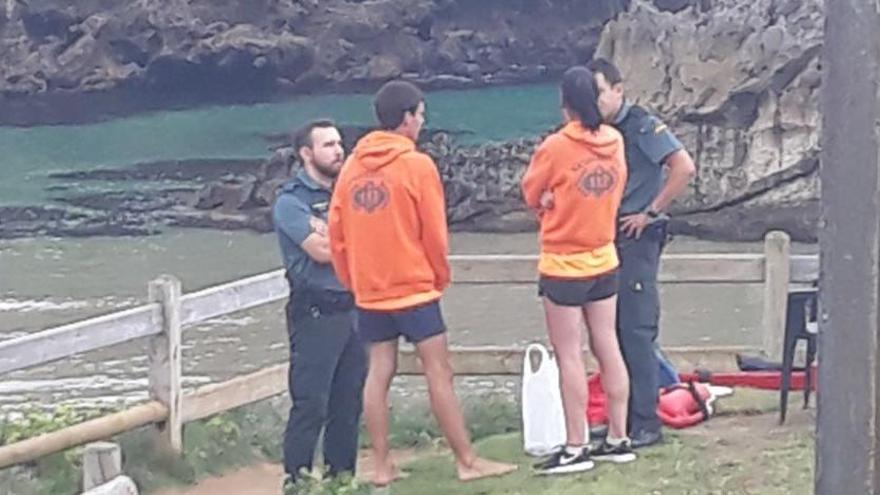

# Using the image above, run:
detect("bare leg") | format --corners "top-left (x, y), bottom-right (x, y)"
top-left (583, 295), bottom-right (630, 439)
top-left (415, 333), bottom-right (518, 481)
top-left (362, 340), bottom-right (404, 486)
top-left (544, 298), bottom-right (588, 447)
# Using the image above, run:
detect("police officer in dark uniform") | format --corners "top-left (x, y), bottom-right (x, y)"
top-left (587, 58), bottom-right (697, 448)
top-left (273, 120), bottom-right (366, 483)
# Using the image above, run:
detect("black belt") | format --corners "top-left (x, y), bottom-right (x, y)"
top-left (289, 289), bottom-right (354, 320)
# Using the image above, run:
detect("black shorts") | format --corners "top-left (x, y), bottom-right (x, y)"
top-left (538, 270), bottom-right (619, 306)
top-left (357, 300), bottom-right (446, 344)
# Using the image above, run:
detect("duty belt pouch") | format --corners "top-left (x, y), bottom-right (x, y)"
top-left (311, 291), bottom-right (354, 314)
top-left (290, 290), bottom-right (353, 321)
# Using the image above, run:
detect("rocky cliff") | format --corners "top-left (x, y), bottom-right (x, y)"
top-left (0, 0), bottom-right (626, 124)
top-left (595, 0), bottom-right (823, 240)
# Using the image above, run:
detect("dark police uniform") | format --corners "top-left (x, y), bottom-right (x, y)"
top-left (612, 102), bottom-right (683, 440)
top-left (273, 169), bottom-right (366, 479)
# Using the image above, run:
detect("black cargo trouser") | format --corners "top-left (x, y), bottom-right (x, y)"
top-left (616, 221), bottom-right (668, 436)
top-left (283, 291), bottom-right (366, 479)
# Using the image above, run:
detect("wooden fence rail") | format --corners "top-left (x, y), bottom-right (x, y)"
top-left (0, 231), bottom-right (817, 469)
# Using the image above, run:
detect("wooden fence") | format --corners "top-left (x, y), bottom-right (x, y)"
top-left (0, 231), bottom-right (817, 469)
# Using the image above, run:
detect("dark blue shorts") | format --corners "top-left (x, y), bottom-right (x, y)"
top-left (357, 300), bottom-right (446, 344)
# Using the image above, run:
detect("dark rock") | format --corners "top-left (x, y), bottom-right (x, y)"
top-left (252, 178), bottom-right (288, 207)
top-left (168, 208), bottom-right (274, 233)
top-left (670, 201), bottom-right (819, 243)
top-left (652, 0), bottom-right (694, 13)
top-left (365, 55), bottom-right (404, 81)
top-left (0, 205), bottom-right (155, 239)
top-left (258, 147), bottom-right (296, 181)
top-left (0, 0), bottom-right (627, 124)
top-left (48, 158), bottom-right (262, 182)
top-left (21, 8), bottom-right (77, 41)
top-left (6, 120), bottom-right (822, 240)
top-left (56, 190), bottom-right (186, 213)
top-left (195, 175), bottom-right (258, 212)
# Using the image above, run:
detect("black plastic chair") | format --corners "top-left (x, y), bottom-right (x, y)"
top-left (779, 287), bottom-right (819, 424)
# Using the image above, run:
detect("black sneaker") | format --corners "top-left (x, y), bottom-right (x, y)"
top-left (533, 449), bottom-right (595, 475)
top-left (591, 440), bottom-right (637, 463)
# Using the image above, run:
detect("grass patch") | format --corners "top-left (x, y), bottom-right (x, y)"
top-left (0, 400), bottom-right (288, 495)
top-left (124, 400), bottom-right (287, 493)
top-left (0, 394), bottom-right (518, 495)
top-left (0, 389), bottom-right (804, 494)
top-left (384, 394), bottom-right (519, 449)
top-left (393, 427), bottom-right (813, 494)
top-left (0, 405), bottom-right (111, 495)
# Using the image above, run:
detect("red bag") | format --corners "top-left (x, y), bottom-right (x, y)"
top-left (656, 382), bottom-right (713, 429)
top-left (586, 373), bottom-right (714, 429)
top-left (586, 373), bottom-right (607, 425)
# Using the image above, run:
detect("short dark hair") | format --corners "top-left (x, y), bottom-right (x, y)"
top-left (561, 66), bottom-right (602, 131)
top-left (373, 80), bottom-right (424, 130)
top-left (586, 57), bottom-right (622, 85)
top-left (293, 119), bottom-right (336, 151)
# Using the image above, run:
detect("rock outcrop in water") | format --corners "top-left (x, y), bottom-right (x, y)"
top-left (0, 0), bottom-right (826, 242)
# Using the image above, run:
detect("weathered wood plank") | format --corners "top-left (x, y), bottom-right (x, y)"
top-left (397, 345), bottom-right (753, 375)
top-left (0, 402), bottom-right (167, 469)
top-left (180, 269), bottom-right (288, 326)
top-left (82, 442), bottom-right (122, 491)
top-left (0, 304), bottom-right (160, 376)
top-left (182, 364), bottom-right (288, 423)
top-left (660, 253), bottom-right (765, 283)
top-left (148, 276), bottom-right (183, 455)
top-left (180, 344), bottom-right (752, 424)
top-left (791, 254), bottom-right (819, 283)
top-left (82, 476), bottom-right (139, 495)
top-left (762, 231), bottom-right (791, 360)
top-left (449, 254), bottom-right (768, 284)
top-left (0, 252), bottom-right (819, 377)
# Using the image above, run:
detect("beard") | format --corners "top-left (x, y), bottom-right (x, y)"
top-left (313, 158), bottom-right (342, 179)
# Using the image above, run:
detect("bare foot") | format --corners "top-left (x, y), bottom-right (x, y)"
top-left (371, 463), bottom-right (409, 487)
top-left (457, 456), bottom-right (518, 482)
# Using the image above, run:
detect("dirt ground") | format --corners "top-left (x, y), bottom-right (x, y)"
top-left (151, 448), bottom-right (422, 495)
top-left (152, 406), bottom-right (814, 495)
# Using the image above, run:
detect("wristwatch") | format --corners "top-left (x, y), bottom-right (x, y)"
top-left (645, 206), bottom-right (661, 219)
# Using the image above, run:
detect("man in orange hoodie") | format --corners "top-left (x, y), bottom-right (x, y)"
top-left (329, 80), bottom-right (517, 485)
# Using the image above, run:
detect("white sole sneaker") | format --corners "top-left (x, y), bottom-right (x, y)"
top-left (535, 459), bottom-right (595, 475)
top-left (593, 452), bottom-right (637, 463)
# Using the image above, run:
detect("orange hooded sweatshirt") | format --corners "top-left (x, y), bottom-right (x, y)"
top-left (329, 130), bottom-right (450, 310)
top-left (521, 121), bottom-right (627, 279)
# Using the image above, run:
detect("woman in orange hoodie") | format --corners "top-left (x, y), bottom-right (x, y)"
top-left (522, 66), bottom-right (635, 474)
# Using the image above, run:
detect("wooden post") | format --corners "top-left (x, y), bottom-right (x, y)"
top-left (818, 0), bottom-right (880, 493)
top-left (148, 275), bottom-right (183, 455)
top-left (762, 230), bottom-right (790, 361)
top-left (82, 442), bottom-right (122, 491)
top-left (82, 476), bottom-right (139, 495)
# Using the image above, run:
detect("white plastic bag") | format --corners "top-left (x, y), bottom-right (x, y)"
top-left (521, 343), bottom-right (567, 456)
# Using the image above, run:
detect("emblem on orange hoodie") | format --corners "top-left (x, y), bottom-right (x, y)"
top-left (577, 163), bottom-right (618, 198)
top-left (352, 179), bottom-right (390, 213)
